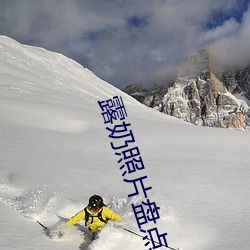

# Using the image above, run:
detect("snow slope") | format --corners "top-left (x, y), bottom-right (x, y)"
top-left (0, 35), bottom-right (250, 250)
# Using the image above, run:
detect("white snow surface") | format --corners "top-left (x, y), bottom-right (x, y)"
top-left (0, 35), bottom-right (250, 250)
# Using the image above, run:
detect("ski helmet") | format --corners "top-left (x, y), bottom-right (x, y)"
top-left (89, 195), bottom-right (104, 211)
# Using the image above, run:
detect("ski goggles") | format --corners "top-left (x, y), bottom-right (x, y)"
top-left (89, 205), bottom-right (101, 212)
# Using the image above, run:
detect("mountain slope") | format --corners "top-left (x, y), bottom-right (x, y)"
top-left (0, 36), bottom-right (250, 250)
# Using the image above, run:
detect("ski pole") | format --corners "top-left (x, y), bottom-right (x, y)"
top-left (122, 227), bottom-right (180, 250)
top-left (37, 220), bottom-right (49, 231)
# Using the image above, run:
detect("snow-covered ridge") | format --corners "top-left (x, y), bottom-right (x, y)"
top-left (0, 35), bottom-right (150, 133)
top-left (0, 35), bottom-right (139, 104)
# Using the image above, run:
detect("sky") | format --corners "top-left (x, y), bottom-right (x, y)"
top-left (0, 0), bottom-right (249, 89)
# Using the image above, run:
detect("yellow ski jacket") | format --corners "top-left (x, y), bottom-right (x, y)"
top-left (67, 206), bottom-right (121, 233)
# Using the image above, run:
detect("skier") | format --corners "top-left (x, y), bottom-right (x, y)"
top-left (66, 194), bottom-right (121, 239)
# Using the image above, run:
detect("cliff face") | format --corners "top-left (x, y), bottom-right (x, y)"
top-left (123, 49), bottom-right (250, 130)
top-left (218, 66), bottom-right (250, 99)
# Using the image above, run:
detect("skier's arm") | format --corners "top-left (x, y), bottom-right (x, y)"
top-left (67, 209), bottom-right (85, 225)
top-left (104, 207), bottom-right (122, 222)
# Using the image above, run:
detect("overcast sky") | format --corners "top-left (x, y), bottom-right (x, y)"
top-left (0, 0), bottom-right (249, 89)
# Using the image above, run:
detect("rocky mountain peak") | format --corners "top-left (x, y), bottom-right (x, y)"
top-left (123, 49), bottom-right (250, 130)
top-left (177, 49), bottom-right (210, 78)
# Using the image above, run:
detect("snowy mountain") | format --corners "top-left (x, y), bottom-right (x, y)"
top-left (0, 36), bottom-right (250, 250)
top-left (124, 49), bottom-right (250, 130)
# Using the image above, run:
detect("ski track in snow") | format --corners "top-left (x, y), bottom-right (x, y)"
top-left (0, 179), bottom-right (209, 250)
top-left (0, 179), bottom-right (188, 250)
